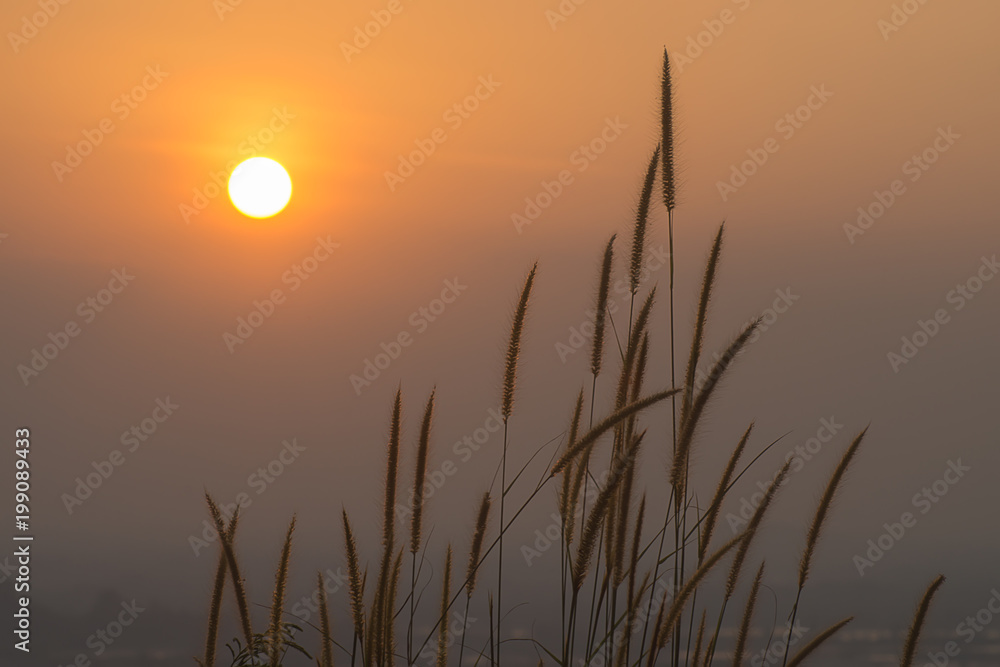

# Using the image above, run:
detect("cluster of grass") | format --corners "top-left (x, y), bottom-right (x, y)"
top-left (197, 52), bottom-right (946, 667)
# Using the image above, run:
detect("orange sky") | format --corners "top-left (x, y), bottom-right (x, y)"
top-left (2, 1), bottom-right (999, 661)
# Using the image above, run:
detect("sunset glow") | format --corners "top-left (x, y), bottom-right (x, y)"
top-left (227, 157), bottom-right (292, 218)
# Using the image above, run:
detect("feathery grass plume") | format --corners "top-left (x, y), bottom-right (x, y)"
top-left (615, 571), bottom-right (651, 667)
top-left (669, 319), bottom-right (761, 501)
top-left (411, 390), bottom-right (436, 554)
top-left (342, 509), bottom-right (366, 645)
top-left (655, 534), bottom-right (744, 650)
top-left (497, 264), bottom-right (535, 667)
top-left (690, 610), bottom-right (707, 667)
top-left (317, 571), bottom-right (335, 667)
top-left (732, 562), bottom-right (765, 667)
top-left (627, 289), bottom-right (656, 367)
top-left (551, 388), bottom-right (679, 475)
top-left (626, 495), bottom-right (646, 605)
top-left (782, 428), bottom-right (868, 667)
top-left (901, 575), bottom-right (946, 667)
top-left (604, 488), bottom-right (620, 595)
top-left (647, 592), bottom-right (668, 666)
top-left (559, 390), bottom-right (586, 541)
top-left (501, 264), bottom-right (537, 420)
top-left (607, 291), bottom-right (656, 569)
top-left (566, 387), bottom-right (585, 452)
top-left (382, 389), bottom-right (403, 556)
top-left (204, 510), bottom-right (239, 667)
top-left (573, 430), bottom-right (646, 591)
top-left (726, 461), bottom-right (791, 599)
top-left (205, 493), bottom-right (254, 652)
top-left (785, 617), bottom-right (853, 667)
top-left (592, 237), bottom-right (616, 377)
top-left (615, 503), bottom-right (648, 667)
top-left (630, 333), bottom-right (650, 403)
top-left (799, 428), bottom-right (868, 589)
top-left (458, 495), bottom-right (490, 667)
top-left (613, 290), bottom-right (657, 430)
top-left (437, 546), bottom-right (454, 667)
top-left (408, 390), bottom-right (435, 666)
top-left (612, 461), bottom-right (637, 587)
top-left (467, 492), bottom-right (492, 597)
top-left (699, 423), bottom-right (753, 562)
top-left (368, 586), bottom-right (383, 666)
top-left (680, 224), bottom-right (724, 423)
top-left (621, 330), bottom-right (651, 462)
top-left (268, 516), bottom-right (296, 667)
top-left (373, 390), bottom-right (403, 663)
top-left (386, 549), bottom-right (404, 660)
top-left (630, 146), bottom-right (660, 293)
top-left (613, 332), bottom-right (650, 585)
top-left (661, 49), bottom-right (676, 212)
top-left (566, 448), bottom-right (592, 546)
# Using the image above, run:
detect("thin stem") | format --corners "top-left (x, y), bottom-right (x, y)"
top-left (561, 513), bottom-right (570, 667)
top-left (667, 208), bottom-right (679, 667)
top-left (782, 587), bottom-right (804, 667)
top-left (408, 551), bottom-right (416, 665)
top-left (496, 419), bottom-right (509, 667)
top-left (458, 595), bottom-right (472, 667)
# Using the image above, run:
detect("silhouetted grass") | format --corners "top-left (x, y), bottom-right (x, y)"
top-left (198, 51), bottom-right (941, 667)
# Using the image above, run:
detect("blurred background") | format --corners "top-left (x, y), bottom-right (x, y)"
top-left (1, 0), bottom-right (998, 664)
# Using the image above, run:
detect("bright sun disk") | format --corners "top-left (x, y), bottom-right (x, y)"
top-left (228, 157), bottom-right (292, 218)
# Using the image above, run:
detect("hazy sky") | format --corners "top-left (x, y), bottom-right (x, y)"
top-left (2, 1), bottom-right (999, 664)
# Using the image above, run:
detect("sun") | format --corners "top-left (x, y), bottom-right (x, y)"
top-left (228, 157), bottom-right (292, 218)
